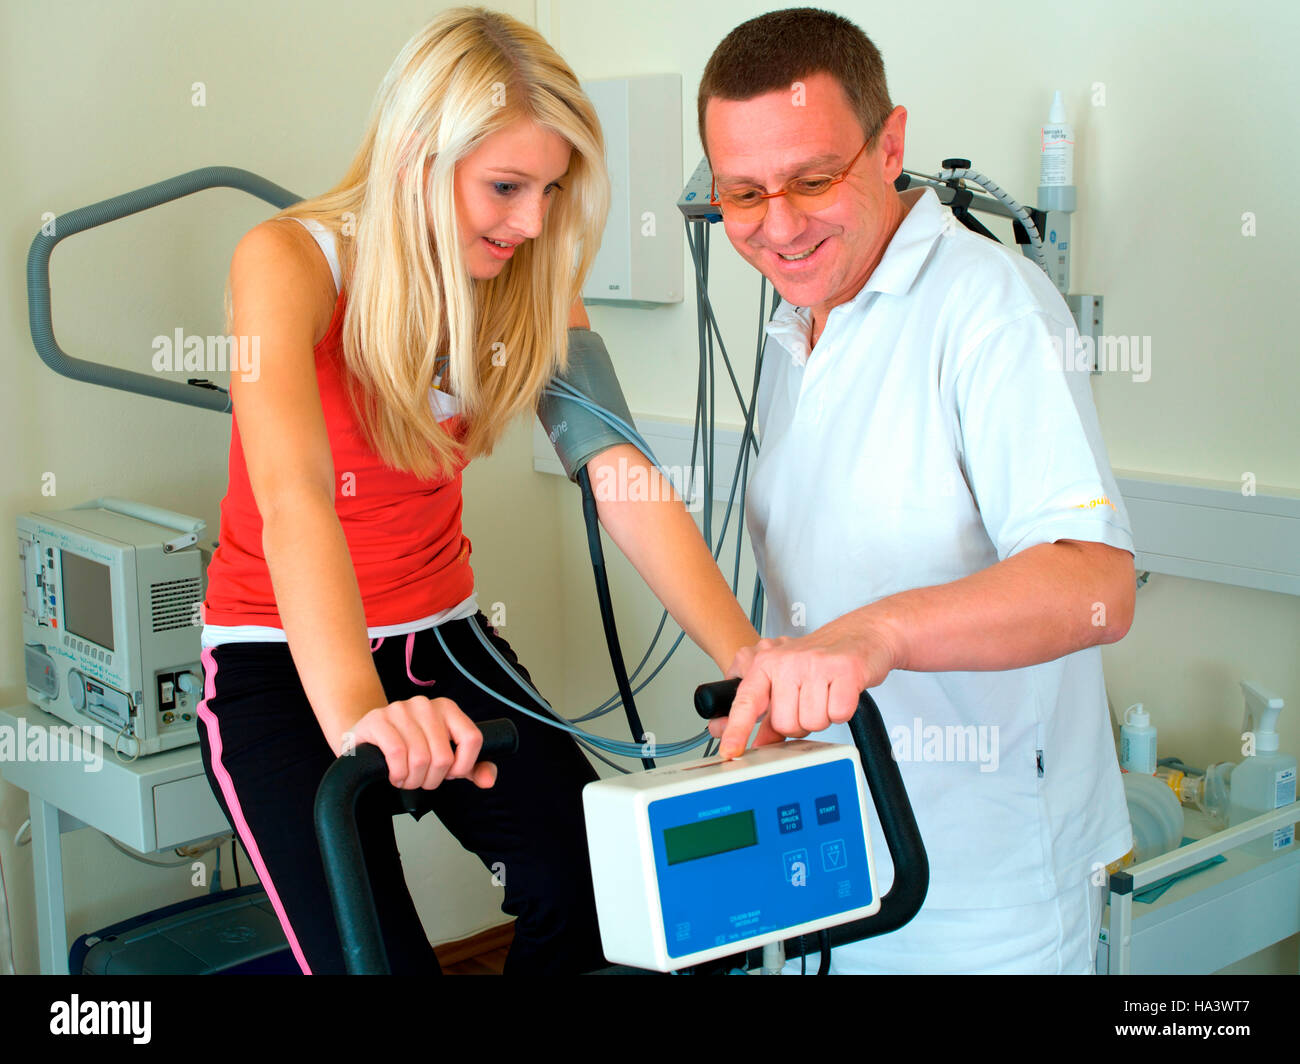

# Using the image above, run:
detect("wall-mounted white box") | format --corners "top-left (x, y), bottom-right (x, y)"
top-left (580, 74), bottom-right (683, 307)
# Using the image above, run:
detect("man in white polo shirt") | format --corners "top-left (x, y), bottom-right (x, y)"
top-left (699, 9), bottom-right (1137, 973)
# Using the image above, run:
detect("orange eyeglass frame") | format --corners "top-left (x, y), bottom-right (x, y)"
top-left (708, 138), bottom-right (873, 221)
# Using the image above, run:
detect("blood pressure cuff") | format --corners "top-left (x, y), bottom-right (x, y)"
top-left (537, 328), bottom-right (638, 481)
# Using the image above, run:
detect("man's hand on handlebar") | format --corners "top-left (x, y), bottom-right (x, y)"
top-left (712, 620), bottom-right (900, 760)
top-left (342, 696), bottom-right (498, 790)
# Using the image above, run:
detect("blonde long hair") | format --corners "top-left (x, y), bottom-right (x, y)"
top-left (253, 7), bottom-right (609, 480)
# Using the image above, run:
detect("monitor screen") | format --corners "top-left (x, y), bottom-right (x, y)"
top-left (663, 809), bottom-right (758, 865)
top-left (60, 551), bottom-right (115, 651)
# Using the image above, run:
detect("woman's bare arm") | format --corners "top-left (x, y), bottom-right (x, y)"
top-left (227, 222), bottom-right (493, 789)
top-left (227, 220), bottom-right (389, 750)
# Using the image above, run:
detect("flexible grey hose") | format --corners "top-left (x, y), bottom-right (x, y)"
top-left (933, 165), bottom-right (1048, 273)
top-left (26, 166), bottom-right (301, 413)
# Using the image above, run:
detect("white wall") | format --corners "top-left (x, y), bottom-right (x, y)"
top-left (1, 0), bottom-right (1296, 974)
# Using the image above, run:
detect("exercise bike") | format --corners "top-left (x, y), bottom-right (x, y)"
top-left (314, 678), bottom-right (928, 974)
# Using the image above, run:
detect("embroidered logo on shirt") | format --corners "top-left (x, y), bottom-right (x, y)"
top-left (1076, 496), bottom-right (1117, 511)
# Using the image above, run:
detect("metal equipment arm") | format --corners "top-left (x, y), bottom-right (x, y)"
top-left (26, 166), bottom-right (301, 413)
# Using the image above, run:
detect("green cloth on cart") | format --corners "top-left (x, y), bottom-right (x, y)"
top-left (1135, 838), bottom-right (1228, 903)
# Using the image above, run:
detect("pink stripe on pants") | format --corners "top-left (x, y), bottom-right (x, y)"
top-left (196, 646), bottom-right (313, 974)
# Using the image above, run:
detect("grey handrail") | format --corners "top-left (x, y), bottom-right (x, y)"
top-left (26, 166), bottom-right (301, 413)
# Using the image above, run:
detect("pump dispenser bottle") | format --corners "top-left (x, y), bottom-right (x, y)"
top-left (1228, 682), bottom-right (1297, 857)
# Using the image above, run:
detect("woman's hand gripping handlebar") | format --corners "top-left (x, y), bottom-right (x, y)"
top-left (314, 717), bottom-right (519, 974)
top-left (343, 696), bottom-right (502, 791)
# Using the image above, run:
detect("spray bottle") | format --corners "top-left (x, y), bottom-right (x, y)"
top-left (1039, 90), bottom-right (1074, 191)
top-left (1228, 682), bottom-right (1297, 857)
top-left (1037, 90), bottom-right (1076, 293)
top-left (1119, 703), bottom-right (1157, 774)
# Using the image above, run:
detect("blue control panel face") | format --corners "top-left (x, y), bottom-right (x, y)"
top-left (647, 759), bottom-right (871, 960)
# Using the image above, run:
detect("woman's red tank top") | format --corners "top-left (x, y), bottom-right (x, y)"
top-left (202, 291), bottom-right (474, 627)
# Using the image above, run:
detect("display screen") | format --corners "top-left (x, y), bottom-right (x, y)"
top-left (663, 810), bottom-right (757, 865)
top-left (60, 551), bottom-right (115, 651)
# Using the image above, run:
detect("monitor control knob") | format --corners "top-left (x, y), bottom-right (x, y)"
top-left (68, 670), bottom-right (86, 712)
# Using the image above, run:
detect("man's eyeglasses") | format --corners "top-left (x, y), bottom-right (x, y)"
top-left (709, 138), bottom-right (873, 223)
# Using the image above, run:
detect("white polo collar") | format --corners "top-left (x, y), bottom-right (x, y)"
top-left (765, 186), bottom-right (951, 366)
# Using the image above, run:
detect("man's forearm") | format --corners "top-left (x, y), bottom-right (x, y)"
top-left (840, 539), bottom-right (1136, 674)
top-left (588, 444), bottom-right (759, 672)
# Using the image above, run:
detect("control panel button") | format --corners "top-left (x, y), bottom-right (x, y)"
top-left (821, 839), bottom-right (847, 872)
top-left (777, 802), bottom-right (802, 834)
top-left (815, 794), bottom-right (840, 825)
top-left (783, 848), bottom-right (809, 886)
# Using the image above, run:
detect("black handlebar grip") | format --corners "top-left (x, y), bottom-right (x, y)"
top-left (314, 717), bottom-right (520, 974)
top-left (691, 677), bottom-right (929, 955)
top-left (396, 719), bottom-right (519, 819)
top-left (694, 677), bottom-right (741, 720)
top-left (477, 718), bottom-right (521, 761)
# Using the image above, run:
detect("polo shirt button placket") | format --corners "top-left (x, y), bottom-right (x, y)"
top-left (794, 383), bottom-right (820, 426)
top-left (799, 340), bottom-right (828, 425)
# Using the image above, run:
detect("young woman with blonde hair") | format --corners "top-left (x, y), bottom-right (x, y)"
top-left (197, 7), bottom-right (758, 974)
